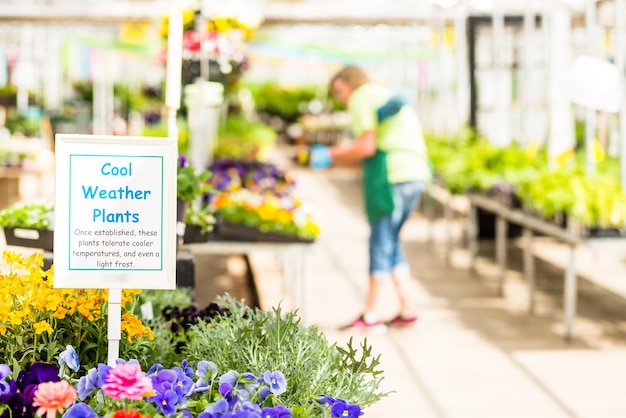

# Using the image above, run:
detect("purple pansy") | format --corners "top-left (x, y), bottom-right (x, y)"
top-left (59, 345), bottom-right (80, 372)
top-left (261, 371), bottom-right (286, 396)
top-left (63, 402), bottom-right (98, 418)
top-left (76, 367), bottom-right (99, 401)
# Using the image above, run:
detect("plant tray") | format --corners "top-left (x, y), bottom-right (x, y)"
top-left (4, 227), bottom-right (54, 251)
top-left (585, 227), bottom-right (626, 238)
top-left (216, 222), bottom-right (314, 243)
top-left (183, 224), bottom-right (213, 244)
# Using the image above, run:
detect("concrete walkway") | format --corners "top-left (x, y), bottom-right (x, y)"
top-left (250, 159), bottom-right (626, 418)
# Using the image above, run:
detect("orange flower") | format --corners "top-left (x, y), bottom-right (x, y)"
top-left (33, 380), bottom-right (76, 418)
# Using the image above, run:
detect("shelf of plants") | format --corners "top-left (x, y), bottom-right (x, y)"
top-left (426, 129), bottom-right (626, 237)
top-left (183, 157), bottom-right (319, 245)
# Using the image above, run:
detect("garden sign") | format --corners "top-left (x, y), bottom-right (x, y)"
top-left (54, 134), bottom-right (177, 365)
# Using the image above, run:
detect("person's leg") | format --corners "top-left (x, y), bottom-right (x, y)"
top-left (343, 214), bottom-right (394, 329)
top-left (364, 215), bottom-right (394, 321)
top-left (388, 181), bottom-right (425, 320)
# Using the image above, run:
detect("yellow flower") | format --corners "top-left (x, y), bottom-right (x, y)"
top-left (8, 311), bottom-right (24, 326)
top-left (258, 203), bottom-right (278, 221)
top-left (277, 209), bottom-right (292, 225)
top-left (33, 320), bottom-right (53, 335)
top-left (53, 306), bottom-right (69, 319)
top-left (0, 326), bottom-right (6, 335)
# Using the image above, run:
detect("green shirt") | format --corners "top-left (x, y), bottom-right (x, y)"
top-left (348, 83), bottom-right (432, 183)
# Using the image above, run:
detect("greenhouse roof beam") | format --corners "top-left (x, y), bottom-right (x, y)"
top-left (0, 3), bottom-right (166, 23)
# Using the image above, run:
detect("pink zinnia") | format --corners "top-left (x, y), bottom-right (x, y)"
top-left (101, 363), bottom-right (153, 400)
top-left (32, 380), bottom-right (77, 418)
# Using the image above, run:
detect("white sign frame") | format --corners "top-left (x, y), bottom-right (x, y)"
top-left (54, 134), bottom-right (177, 290)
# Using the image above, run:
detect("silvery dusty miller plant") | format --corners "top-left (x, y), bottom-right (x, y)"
top-left (180, 295), bottom-right (388, 410)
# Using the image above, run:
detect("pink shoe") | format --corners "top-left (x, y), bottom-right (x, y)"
top-left (341, 315), bottom-right (387, 332)
top-left (388, 314), bottom-right (419, 327)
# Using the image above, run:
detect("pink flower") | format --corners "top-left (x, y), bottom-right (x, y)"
top-left (101, 363), bottom-right (153, 400)
top-left (32, 380), bottom-right (77, 418)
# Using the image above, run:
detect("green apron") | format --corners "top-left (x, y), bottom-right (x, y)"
top-left (362, 149), bottom-right (395, 223)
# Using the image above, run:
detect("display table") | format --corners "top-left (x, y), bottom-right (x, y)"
top-left (183, 241), bottom-right (316, 324)
top-left (466, 194), bottom-right (626, 341)
top-left (425, 184), bottom-right (626, 341)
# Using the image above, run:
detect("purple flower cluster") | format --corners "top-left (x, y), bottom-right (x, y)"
top-left (161, 303), bottom-right (231, 335)
top-left (75, 358), bottom-right (295, 418)
top-left (318, 396), bottom-right (364, 418)
top-left (0, 363), bottom-right (60, 418)
top-left (0, 357), bottom-right (363, 418)
top-left (207, 159), bottom-right (295, 199)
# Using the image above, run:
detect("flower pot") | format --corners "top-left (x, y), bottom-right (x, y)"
top-left (3, 227), bottom-right (54, 251)
top-left (215, 221), bottom-right (314, 243)
top-left (177, 199), bottom-right (189, 250)
top-left (183, 224), bottom-right (212, 243)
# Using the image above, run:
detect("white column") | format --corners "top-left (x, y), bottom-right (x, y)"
top-left (547, 6), bottom-right (574, 165)
top-left (586, 0), bottom-right (599, 176)
top-left (44, 31), bottom-right (63, 112)
top-left (615, 0), bottom-right (626, 187)
top-left (522, 0), bottom-right (536, 147)
top-left (454, 4), bottom-right (470, 129)
top-left (165, 6), bottom-right (183, 143)
top-left (92, 50), bottom-right (106, 135)
top-left (492, 0), bottom-right (510, 146)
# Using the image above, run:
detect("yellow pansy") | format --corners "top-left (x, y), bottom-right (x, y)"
top-left (53, 306), bottom-right (68, 320)
top-left (277, 210), bottom-right (292, 225)
top-left (33, 321), bottom-right (54, 335)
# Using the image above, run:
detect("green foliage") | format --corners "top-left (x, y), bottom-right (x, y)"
top-left (516, 166), bottom-right (579, 219)
top-left (245, 82), bottom-right (320, 122)
top-left (426, 129), bottom-right (626, 229)
top-left (134, 288), bottom-right (194, 319)
top-left (5, 110), bottom-right (41, 138)
top-left (427, 130), bottom-right (540, 194)
top-left (182, 295), bottom-right (388, 409)
top-left (0, 202), bottom-right (54, 229)
top-left (570, 174), bottom-right (626, 228)
top-left (177, 164), bottom-right (212, 201)
top-left (214, 115), bottom-right (277, 161)
top-left (140, 118), bottom-right (189, 152)
top-left (186, 205), bottom-right (216, 233)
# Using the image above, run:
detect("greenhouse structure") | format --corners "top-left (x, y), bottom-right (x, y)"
top-left (0, 1), bottom-right (625, 417)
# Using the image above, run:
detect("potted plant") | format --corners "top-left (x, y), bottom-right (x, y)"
top-left (184, 205), bottom-right (216, 243)
top-left (177, 155), bottom-right (213, 246)
top-left (212, 190), bottom-right (319, 243)
top-left (0, 201), bottom-right (54, 251)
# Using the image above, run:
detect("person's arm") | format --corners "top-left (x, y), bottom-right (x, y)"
top-left (329, 130), bottom-right (376, 164)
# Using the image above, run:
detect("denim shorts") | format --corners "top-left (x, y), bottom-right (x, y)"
top-left (369, 180), bottom-right (425, 280)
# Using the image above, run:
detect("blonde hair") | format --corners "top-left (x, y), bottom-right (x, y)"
top-left (330, 65), bottom-right (370, 90)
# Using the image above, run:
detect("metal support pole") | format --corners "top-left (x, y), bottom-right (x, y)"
top-left (444, 197), bottom-right (453, 264)
top-left (107, 288), bottom-right (122, 366)
top-left (425, 185), bottom-right (435, 243)
top-left (564, 244), bottom-right (577, 341)
top-left (468, 204), bottom-right (479, 276)
top-left (496, 215), bottom-right (508, 296)
top-left (301, 247), bottom-right (313, 325)
top-left (523, 227), bottom-right (536, 314)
